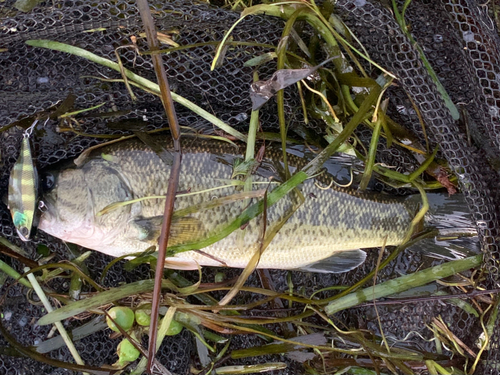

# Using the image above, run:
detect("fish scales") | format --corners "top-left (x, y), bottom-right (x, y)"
top-left (38, 137), bottom-right (417, 273)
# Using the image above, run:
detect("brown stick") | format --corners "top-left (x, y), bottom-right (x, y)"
top-left (135, 1), bottom-right (182, 373)
top-left (0, 243), bottom-right (39, 269)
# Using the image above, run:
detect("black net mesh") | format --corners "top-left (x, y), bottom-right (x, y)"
top-left (1, 0), bottom-right (500, 374)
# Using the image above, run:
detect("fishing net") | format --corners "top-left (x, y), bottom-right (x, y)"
top-left (1, 0), bottom-right (500, 374)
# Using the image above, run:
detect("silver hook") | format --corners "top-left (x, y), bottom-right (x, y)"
top-left (23, 119), bottom-right (39, 139)
top-left (24, 117), bottom-right (50, 139)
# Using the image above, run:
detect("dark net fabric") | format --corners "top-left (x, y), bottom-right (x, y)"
top-left (334, 3), bottom-right (500, 370)
top-left (1, 0), bottom-right (500, 373)
top-left (336, 1), bottom-right (500, 372)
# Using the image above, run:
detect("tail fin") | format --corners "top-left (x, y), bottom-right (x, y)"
top-left (407, 192), bottom-right (479, 260)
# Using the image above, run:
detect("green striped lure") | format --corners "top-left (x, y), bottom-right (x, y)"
top-left (8, 120), bottom-right (38, 241)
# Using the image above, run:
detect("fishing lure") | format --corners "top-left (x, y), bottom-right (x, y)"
top-left (8, 120), bottom-right (38, 241)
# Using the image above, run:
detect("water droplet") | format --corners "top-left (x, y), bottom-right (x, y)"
top-left (354, 0), bottom-right (366, 6)
top-left (352, 86), bottom-right (367, 94)
top-left (488, 106), bottom-right (499, 117)
top-left (235, 113), bottom-right (248, 122)
top-left (433, 34), bottom-right (443, 43)
top-left (36, 77), bottom-right (49, 84)
top-left (476, 220), bottom-right (488, 229)
top-left (18, 315), bottom-right (28, 327)
top-left (340, 64), bottom-right (353, 74)
top-left (396, 105), bottom-right (408, 115)
top-left (463, 31), bottom-right (475, 42)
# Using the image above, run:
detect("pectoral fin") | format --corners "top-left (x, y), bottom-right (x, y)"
top-left (132, 215), bottom-right (206, 245)
top-left (297, 250), bottom-right (366, 273)
top-left (169, 217), bottom-right (207, 245)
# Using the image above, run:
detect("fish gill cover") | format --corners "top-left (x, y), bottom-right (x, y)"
top-left (0, 0), bottom-right (499, 374)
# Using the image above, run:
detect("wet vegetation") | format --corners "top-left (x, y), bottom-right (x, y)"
top-left (0, 1), bottom-right (497, 374)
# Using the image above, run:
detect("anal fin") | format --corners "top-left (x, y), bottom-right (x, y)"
top-left (297, 250), bottom-right (367, 273)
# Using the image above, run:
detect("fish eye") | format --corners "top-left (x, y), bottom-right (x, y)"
top-left (42, 173), bottom-right (55, 192)
top-left (19, 226), bottom-right (29, 237)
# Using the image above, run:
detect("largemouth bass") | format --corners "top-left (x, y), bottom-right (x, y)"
top-left (37, 136), bottom-right (419, 273)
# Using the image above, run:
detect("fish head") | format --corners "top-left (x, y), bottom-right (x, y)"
top-left (37, 167), bottom-right (98, 244)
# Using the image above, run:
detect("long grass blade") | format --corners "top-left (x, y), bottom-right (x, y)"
top-left (26, 40), bottom-right (247, 142)
top-left (25, 268), bottom-right (85, 367)
top-left (326, 255), bottom-right (482, 315)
